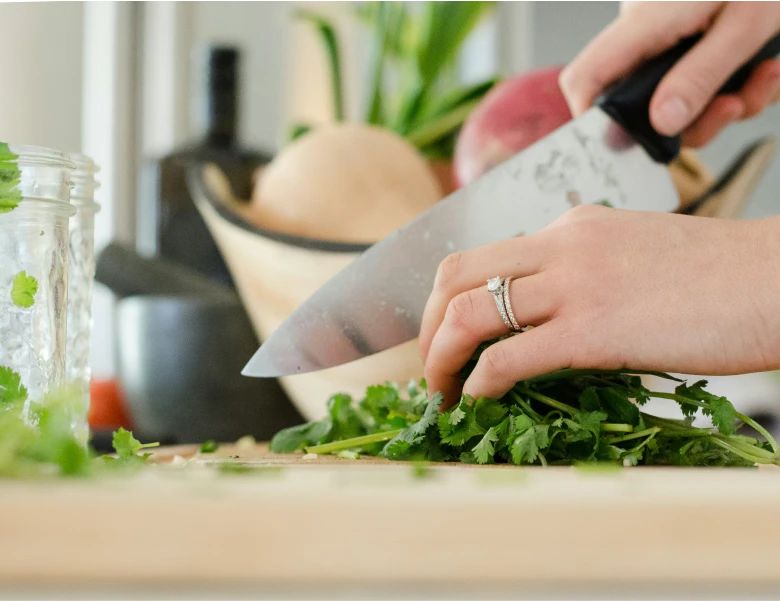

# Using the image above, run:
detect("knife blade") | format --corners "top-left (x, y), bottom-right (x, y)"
top-left (244, 33), bottom-right (780, 378)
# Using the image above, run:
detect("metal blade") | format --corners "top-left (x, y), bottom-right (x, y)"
top-left (243, 108), bottom-right (679, 377)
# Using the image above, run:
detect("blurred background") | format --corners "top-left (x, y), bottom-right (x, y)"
top-left (4, 1), bottom-right (780, 447)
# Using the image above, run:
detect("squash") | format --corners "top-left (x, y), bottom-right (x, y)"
top-left (248, 124), bottom-right (443, 243)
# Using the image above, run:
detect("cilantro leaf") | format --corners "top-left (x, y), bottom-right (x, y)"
top-left (110, 427), bottom-right (160, 465)
top-left (472, 427), bottom-right (499, 464)
top-left (200, 440), bottom-right (219, 453)
top-left (383, 393), bottom-right (443, 460)
top-left (597, 388), bottom-right (640, 426)
top-left (0, 366), bottom-right (27, 405)
top-left (11, 271), bottom-right (38, 309)
top-left (270, 419), bottom-right (331, 453)
top-left (703, 396), bottom-right (738, 436)
top-left (0, 143), bottom-right (21, 215)
top-left (510, 427), bottom-right (539, 465)
top-left (438, 396), bottom-right (485, 446)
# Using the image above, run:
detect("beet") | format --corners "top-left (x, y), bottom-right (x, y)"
top-left (454, 66), bottom-right (572, 187)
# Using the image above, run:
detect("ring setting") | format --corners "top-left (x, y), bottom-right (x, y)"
top-left (487, 276), bottom-right (523, 332)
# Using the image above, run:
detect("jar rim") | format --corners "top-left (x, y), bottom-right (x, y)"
top-left (6, 144), bottom-right (77, 171)
top-left (13, 196), bottom-right (77, 217)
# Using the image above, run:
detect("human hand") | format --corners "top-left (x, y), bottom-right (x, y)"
top-left (419, 205), bottom-right (780, 408)
top-left (560, 1), bottom-right (780, 147)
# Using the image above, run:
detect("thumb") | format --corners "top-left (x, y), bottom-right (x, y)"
top-left (650, 4), bottom-right (779, 136)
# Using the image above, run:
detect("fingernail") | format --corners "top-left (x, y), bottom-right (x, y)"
top-left (656, 97), bottom-right (691, 134)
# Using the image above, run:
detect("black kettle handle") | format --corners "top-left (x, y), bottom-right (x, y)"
top-left (595, 33), bottom-right (780, 164)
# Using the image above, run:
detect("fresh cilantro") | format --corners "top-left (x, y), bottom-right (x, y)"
top-left (270, 353), bottom-right (779, 468)
top-left (107, 427), bottom-right (160, 465)
top-left (200, 440), bottom-right (219, 453)
top-left (472, 427), bottom-right (499, 464)
top-left (0, 366), bottom-right (28, 405)
top-left (0, 142), bottom-right (21, 215)
top-left (11, 271), bottom-right (38, 309)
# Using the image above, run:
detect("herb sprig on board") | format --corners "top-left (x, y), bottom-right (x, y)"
top-left (271, 349), bottom-right (780, 467)
top-left (0, 365), bottom-right (158, 477)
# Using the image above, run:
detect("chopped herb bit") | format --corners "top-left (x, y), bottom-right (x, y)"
top-left (200, 440), bottom-right (219, 454)
top-left (337, 449), bottom-right (360, 460)
top-left (0, 142), bottom-right (21, 214)
top-left (11, 271), bottom-right (38, 308)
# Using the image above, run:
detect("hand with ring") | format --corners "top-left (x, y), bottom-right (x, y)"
top-left (419, 205), bottom-right (780, 409)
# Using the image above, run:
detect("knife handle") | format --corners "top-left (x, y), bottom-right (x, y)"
top-left (595, 32), bottom-right (780, 164)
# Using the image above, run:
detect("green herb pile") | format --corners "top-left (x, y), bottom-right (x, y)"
top-left (0, 366), bottom-right (158, 477)
top-left (271, 358), bottom-right (780, 467)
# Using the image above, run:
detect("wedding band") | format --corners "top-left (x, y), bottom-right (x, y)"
top-left (502, 276), bottom-right (522, 332)
top-left (487, 276), bottom-right (515, 331)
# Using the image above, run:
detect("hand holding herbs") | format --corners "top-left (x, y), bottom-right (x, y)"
top-left (271, 364), bottom-right (780, 467)
top-left (419, 207), bottom-right (780, 405)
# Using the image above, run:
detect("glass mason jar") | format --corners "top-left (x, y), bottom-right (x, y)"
top-left (0, 144), bottom-right (75, 417)
top-left (66, 154), bottom-right (100, 443)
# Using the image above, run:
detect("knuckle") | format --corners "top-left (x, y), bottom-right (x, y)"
top-left (479, 344), bottom-right (511, 379)
top-left (445, 290), bottom-right (477, 333)
top-left (434, 252), bottom-right (464, 292)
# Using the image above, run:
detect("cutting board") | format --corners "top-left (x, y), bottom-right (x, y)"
top-left (0, 443), bottom-right (778, 593)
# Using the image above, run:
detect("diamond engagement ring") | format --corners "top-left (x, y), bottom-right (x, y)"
top-left (487, 277), bottom-right (515, 332)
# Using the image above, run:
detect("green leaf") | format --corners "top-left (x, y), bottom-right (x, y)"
top-left (0, 366), bottom-right (28, 405)
top-left (703, 396), bottom-right (738, 436)
top-left (414, 2), bottom-right (495, 86)
top-left (438, 396), bottom-right (485, 446)
top-left (295, 11), bottom-right (345, 121)
top-left (510, 427), bottom-right (539, 465)
top-left (11, 271), bottom-right (38, 308)
top-left (383, 392), bottom-right (443, 460)
top-left (327, 393), bottom-right (364, 440)
top-left (200, 440), bottom-right (219, 454)
top-left (574, 410), bottom-right (608, 438)
top-left (111, 428), bottom-right (159, 463)
top-left (474, 397), bottom-right (508, 429)
top-left (288, 123), bottom-right (313, 142)
top-left (448, 406), bottom-right (466, 426)
top-left (0, 142), bottom-right (21, 215)
top-left (270, 419), bottom-right (331, 453)
top-left (597, 388), bottom-right (640, 426)
top-left (472, 426), bottom-right (498, 464)
top-left (675, 381), bottom-right (737, 435)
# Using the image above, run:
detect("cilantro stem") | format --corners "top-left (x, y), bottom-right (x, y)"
top-left (538, 452), bottom-right (548, 467)
top-left (305, 429), bottom-right (402, 455)
top-left (714, 435), bottom-right (776, 461)
top-left (509, 390), bottom-right (543, 422)
top-left (600, 423), bottom-right (633, 433)
top-left (709, 437), bottom-right (773, 465)
top-left (649, 392), bottom-right (779, 454)
top-left (607, 427), bottom-right (661, 444)
top-left (522, 389), bottom-right (577, 416)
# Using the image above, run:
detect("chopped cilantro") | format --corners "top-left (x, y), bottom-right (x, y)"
top-left (11, 271), bottom-right (38, 308)
top-left (200, 440), bottom-right (219, 454)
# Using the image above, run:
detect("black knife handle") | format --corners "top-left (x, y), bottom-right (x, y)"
top-left (595, 32), bottom-right (780, 164)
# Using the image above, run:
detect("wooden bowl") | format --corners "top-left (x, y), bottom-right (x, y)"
top-left (188, 164), bottom-right (423, 421)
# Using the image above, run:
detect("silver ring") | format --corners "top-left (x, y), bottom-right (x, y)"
top-left (487, 277), bottom-right (515, 331)
top-left (502, 276), bottom-right (522, 332)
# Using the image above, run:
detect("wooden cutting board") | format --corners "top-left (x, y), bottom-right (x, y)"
top-left (0, 443), bottom-right (778, 592)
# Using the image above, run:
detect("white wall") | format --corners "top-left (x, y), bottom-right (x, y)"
top-left (0, 2), bottom-right (83, 150)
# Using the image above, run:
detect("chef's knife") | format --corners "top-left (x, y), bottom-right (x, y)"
top-left (244, 33), bottom-right (780, 378)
